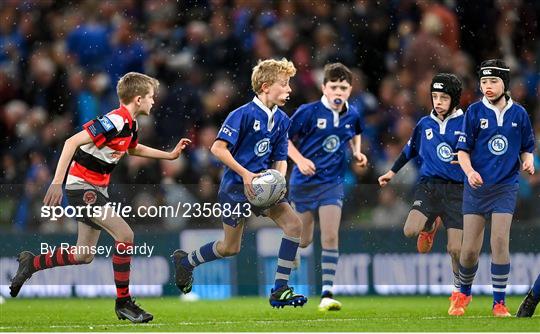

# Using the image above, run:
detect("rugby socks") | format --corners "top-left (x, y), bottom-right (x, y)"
top-left (453, 270), bottom-right (461, 292)
top-left (180, 241), bottom-right (222, 271)
top-left (32, 245), bottom-right (82, 271)
top-left (533, 273), bottom-right (540, 297)
top-left (491, 262), bottom-right (510, 305)
top-left (459, 262), bottom-right (478, 296)
top-left (113, 241), bottom-right (132, 301)
top-left (274, 235), bottom-right (300, 290)
top-left (321, 248), bottom-right (339, 296)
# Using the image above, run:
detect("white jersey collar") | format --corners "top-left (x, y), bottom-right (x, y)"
top-left (429, 108), bottom-right (463, 135)
top-left (253, 96), bottom-right (278, 130)
top-left (321, 95), bottom-right (349, 127)
top-left (481, 96), bottom-right (513, 127)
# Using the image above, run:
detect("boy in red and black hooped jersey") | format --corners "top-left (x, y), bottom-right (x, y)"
top-left (9, 72), bottom-right (191, 323)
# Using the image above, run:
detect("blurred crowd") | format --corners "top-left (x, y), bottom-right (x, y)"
top-left (1, 0), bottom-right (540, 232)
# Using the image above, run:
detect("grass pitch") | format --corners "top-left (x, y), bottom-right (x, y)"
top-left (0, 295), bottom-right (539, 332)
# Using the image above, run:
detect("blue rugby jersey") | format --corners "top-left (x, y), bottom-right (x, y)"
top-left (402, 110), bottom-right (465, 183)
top-left (456, 97), bottom-right (535, 185)
top-left (288, 96), bottom-right (363, 186)
top-left (216, 97), bottom-right (290, 200)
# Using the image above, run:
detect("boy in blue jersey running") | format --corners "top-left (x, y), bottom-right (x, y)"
top-left (171, 58), bottom-right (308, 308)
top-left (378, 73), bottom-right (465, 315)
top-left (516, 273), bottom-right (540, 317)
top-left (288, 63), bottom-right (367, 311)
top-left (451, 59), bottom-right (535, 317)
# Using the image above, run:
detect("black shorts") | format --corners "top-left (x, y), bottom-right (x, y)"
top-left (411, 176), bottom-right (463, 230)
top-left (65, 188), bottom-right (109, 230)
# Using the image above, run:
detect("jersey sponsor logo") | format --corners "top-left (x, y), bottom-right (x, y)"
top-left (413, 200), bottom-right (422, 207)
top-left (253, 120), bottom-right (261, 131)
top-left (425, 128), bottom-right (433, 140)
top-left (345, 124), bottom-right (351, 129)
top-left (482, 69), bottom-right (492, 75)
top-left (88, 124), bottom-right (99, 137)
top-left (480, 118), bottom-right (489, 129)
top-left (98, 116), bottom-right (115, 132)
top-left (317, 118), bottom-right (327, 129)
top-left (458, 135), bottom-right (466, 143)
top-left (436, 142), bottom-right (454, 162)
top-left (433, 82), bottom-right (444, 89)
top-left (220, 125), bottom-right (235, 137)
top-left (454, 131), bottom-right (463, 135)
top-left (488, 134), bottom-right (508, 155)
top-left (254, 138), bottom-right (271, 157)
top-left (322, 135), bottom-right (340, 153)
top-left (512, 122), bottom-right (518, 127)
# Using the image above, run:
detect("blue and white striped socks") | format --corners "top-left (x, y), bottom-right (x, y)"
top-left (321, 248), bottom-right (339, 296)
top-left (459, 262), bottom-right (478, 296)
top-left (180, 241), bottom-right (222, 270)
top-left (492, 262), bottom-right (510, 305)
top-left (274, 235), bottom-right (300, 290)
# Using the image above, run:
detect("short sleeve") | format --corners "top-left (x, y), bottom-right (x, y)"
top-left (521, 111), bottom-right (535, 153)
top-left (271, 117), bottom-right (290, 162)
top-left (82, 115), bottom-right (120, 148)
top-left (216, 110), bottom-right (243, 146)
top-left (456, 106), bottom-right (475, 152)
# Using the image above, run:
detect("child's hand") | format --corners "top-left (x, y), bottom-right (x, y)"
top-left (353, 152), bottom-right (368, 167)
top-left (467, 170), bottom-right (484, 189)
top-left (378, 171), bottom-right (395, 187)
top-left (523, 159), bottom-right (535, 175)
top-left (242, 171), bottom-right (261, 198)
top-left (297, 158), bottom-right (316, 176)
top-left (43, 183), bottom-right (63, 206)
top-left (169, 138), bottom-right (192, 160)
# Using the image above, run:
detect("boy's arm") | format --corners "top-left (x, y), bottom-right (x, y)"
top-left (458, 150), bottom-right (483, 188)
top-left (43, 130), bottom-right (93, 206)
top-left (288, 140), bottom-right (315, 176)
top-left (349, 134), bottom-right (367, 167)
top-left (128, 138), bottom-right (191, 160)
top-left (271, 160), bottom-right (287, 176)
top-left (210, 139), bottom-right (259, 197)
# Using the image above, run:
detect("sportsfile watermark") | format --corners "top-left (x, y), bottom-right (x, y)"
top-left (41, 202), bottom-right (253, 221)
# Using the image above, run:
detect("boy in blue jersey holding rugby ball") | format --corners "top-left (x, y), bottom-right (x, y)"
top-left (379, 73), bottom-right (465, 315)
top-left (452, 59), bottom-right (535, 317)
top-left (288, 63), bottom-right (367, 311)
top-left (172, 58), bottom-right (307, 308)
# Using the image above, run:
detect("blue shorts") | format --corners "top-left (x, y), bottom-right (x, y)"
top-left (462, 183), bottom-right (519, 216)
top-left (218, 189), bottom-right (287, 227)
top-left (288, 183), bottom-right (344, 214)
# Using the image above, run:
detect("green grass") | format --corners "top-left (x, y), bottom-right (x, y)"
top-left (0, 296), bottom-right (539, 331)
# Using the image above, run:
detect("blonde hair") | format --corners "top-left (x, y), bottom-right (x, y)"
top-left (116, 72), bottom-right (159, 104)
top-left (251, 58), bottom-right (296, 94)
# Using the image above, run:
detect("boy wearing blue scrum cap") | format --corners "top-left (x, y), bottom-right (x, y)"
top-left (451, 59), bottom-right (535, 317)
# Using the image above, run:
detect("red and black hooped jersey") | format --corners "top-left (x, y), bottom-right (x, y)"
top-left (67, 105), bottom-right (138, 187)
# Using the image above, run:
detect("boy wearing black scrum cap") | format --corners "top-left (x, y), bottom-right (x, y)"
top-left (379, 73), bottom-right (465, 315)
top-left (453, 59), bottom-right (535, 317)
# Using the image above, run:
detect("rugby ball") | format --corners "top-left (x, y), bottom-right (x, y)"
top-left (247, 169), bottom-right (287, 207)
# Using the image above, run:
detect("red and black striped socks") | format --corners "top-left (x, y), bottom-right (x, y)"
top-left (112, 241), bottom-right (132, 301)
top-left (32, 246), bottom-right (81, 271)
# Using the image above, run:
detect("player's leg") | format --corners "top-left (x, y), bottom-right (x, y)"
top-left (9, 221), bottom-right (100, 298)
top-left (446, 227), bottom-right (463, 314)
top-left (490, 213), bottom-right (512, 317)
top-left (266, 202), bottom-right (307, 307)
top-left (408, 182), bottom-right (442, 253)
top-left (517, 273), bottom-right (540, 317)
top-left (89, 214), bottom-right (152, 323)
top-left (291, 209), bottom-right (314, 270)
top-left (172, 220), bottom-right (244, 294)
top-left (450, 214), bottom-right (485, 316)
top-left (318, 204), bottom-right (342, 311)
